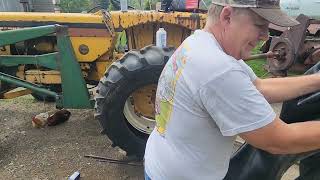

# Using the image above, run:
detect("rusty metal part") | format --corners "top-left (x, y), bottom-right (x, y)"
top-left (306, 48), bottom-right (320, 64)
top-left (68, 28), bottom-right (111, 37)
top-left (131, 84), bottom-right (156, 119)
top-left (308, 24), bottom-right (320, 35)
top-left (266, 14), bottom-right (320, 77)
top-left (302, 43), bottom-right (320, 65)
top-left (283, 15), bottom-right (311, 54)
top-left (267, 37), bottom-right (295, 71)
top-left (102, 10), bottom-right (115, 37)
top-left (84, 154), bottom-right (142, 166)
top-left (266, 14), bottom-right (311, 75)
top-left (25, 70), bottom-right (61, 84)
top-left (245, 51), bottom-right (278, 61)
top-left (269, 24), bottom-right (287, 32)
top-left (310, 19), bottom-right (320, 25)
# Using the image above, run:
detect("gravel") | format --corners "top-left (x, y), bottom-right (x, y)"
top-left (0, 95), bottom-right (143, 180)
top-left (0, 96), bottom-right (298, 179)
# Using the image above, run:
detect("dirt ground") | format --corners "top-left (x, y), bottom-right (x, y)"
top-left (0, 96), bottom-right (298, 180)
top-left (0, 95), bottom-right (143, 180)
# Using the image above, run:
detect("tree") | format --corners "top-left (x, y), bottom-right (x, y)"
top-left (144, 0), bottom-right (159, 10)
top-left (199, 0), bottom-right (210, 10)
top-left (58, 0), bottom-right (93, 13)
top-left (92, 0), bottom-right (110, 9)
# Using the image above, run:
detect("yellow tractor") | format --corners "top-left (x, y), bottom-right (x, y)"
top-left (0, 8), bottom-right (206, 158)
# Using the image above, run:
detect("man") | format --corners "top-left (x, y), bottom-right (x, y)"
top-left (145, 0), bottom-right (320, 179)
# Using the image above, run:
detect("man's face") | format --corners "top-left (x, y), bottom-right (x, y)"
top-left (223, 8), bottom-right (269, 60)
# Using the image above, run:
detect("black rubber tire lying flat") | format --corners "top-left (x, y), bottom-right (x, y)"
top-left (94, 45), bottom-right (174, 159)
top-left (279, 62), bottom-right (320, 180)
top-left (224, 142), bottom-right (320, 180)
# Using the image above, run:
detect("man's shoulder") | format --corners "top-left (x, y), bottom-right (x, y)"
top-left (185, 31), bottom-right (234, 63)
top-left (169, 30), bottom-right (247, 88)
top-left (184, 42), bottom-right (240, 76)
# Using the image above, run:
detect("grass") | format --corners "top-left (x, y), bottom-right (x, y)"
top-left (246, 59), bottom-right (268, 78)
top-left (245, 42), bottom-right (269, 78)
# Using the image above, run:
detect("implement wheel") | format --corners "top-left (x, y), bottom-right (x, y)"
top-left (94, 45), bottom-right (174, 158)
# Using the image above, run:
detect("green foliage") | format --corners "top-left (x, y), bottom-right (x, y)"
top-left (122, 0), bottom-right (161, 10)
top-left (199, 0), bottom-right (211, 9)
top-left (246, 41), bottom-right (269, 78)
top-left (108, 1), bottom-right (118, 11)
top-left (246, 59), bottom-right (268, 78)
top-left (115, 31), bottom-right (127, 52)
top-left (252, 41), bottom-right (263, 54)
top-left (144, 0), bottom-right (152, 10)
top-left (59, 0), bottom-right (93, 13)
top-left (143, 0), bottom-right (159, 10)
top-left (98, 0), bottom-right (109, 9)
top-left (128, 0), bottom-right (142, 9)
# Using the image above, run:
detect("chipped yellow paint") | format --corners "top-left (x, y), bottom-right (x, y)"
top-left (70, 37), bottom-right (115, 62)
top-left (0, 10), bottom-right (207, 63)
top-left (0, 10), bottom-right (207, 31)
top-left (0, 12), bottom-right (104, 23)
top-left (111, 11), bottom-right (207, 30)
top-left (0, 45), bottom-right (10, 55)
top-left (25, 70), bottom-right (61, 84)
top-left (1, 10), bottom-right (207, 88)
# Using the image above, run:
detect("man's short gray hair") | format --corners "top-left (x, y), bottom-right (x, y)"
top-left (207, 4), bottom-right (252, 24)
top-left (207, 4), bottom-right (224, 23)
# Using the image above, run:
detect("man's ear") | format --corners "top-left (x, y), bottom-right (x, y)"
top-left (219, 6), bottom-right (233, 26)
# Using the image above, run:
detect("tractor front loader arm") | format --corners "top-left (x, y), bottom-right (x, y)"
top-left (0, 25), bottom-right (92, 109)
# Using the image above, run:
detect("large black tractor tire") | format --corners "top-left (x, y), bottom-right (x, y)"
top-left (94, 45), bottom-right (174, 159)
top-left (297, 153), bottom-right (320, 180)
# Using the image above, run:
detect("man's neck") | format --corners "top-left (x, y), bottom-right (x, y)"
top-left (203, 24), bottom-right (241, 60)
top-left (203, 24), bottom-right (227, 54)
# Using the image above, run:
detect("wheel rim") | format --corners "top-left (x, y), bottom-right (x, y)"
top-left (123, 97), bottom-right (155, 134)
top-left (123, 84), bottom-right (157, 134)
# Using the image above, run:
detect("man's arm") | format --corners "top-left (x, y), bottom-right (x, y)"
top-left (254, 74), bottom-right (320, 103)
top-left (240, 117), bottom-right (320, 154)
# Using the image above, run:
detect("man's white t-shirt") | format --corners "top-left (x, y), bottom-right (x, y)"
top-left (144, 30), bottom-right (276, 180)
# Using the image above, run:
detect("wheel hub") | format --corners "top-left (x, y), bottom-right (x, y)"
top-left (123, 84), bottom-right (157, 134)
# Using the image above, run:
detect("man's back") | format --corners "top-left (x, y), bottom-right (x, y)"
top-left (144, 30), bottom-right (275, 179)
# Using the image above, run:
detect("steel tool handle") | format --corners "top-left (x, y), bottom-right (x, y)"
top-left (245, 51), bottom-right (278, 60)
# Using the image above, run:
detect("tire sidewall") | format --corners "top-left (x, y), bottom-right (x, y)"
top-left (101, 67), bottom-right (163, 157)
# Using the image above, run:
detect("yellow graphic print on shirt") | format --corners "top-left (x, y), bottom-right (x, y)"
top-left (155, 43), bottom-right (190, 135)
